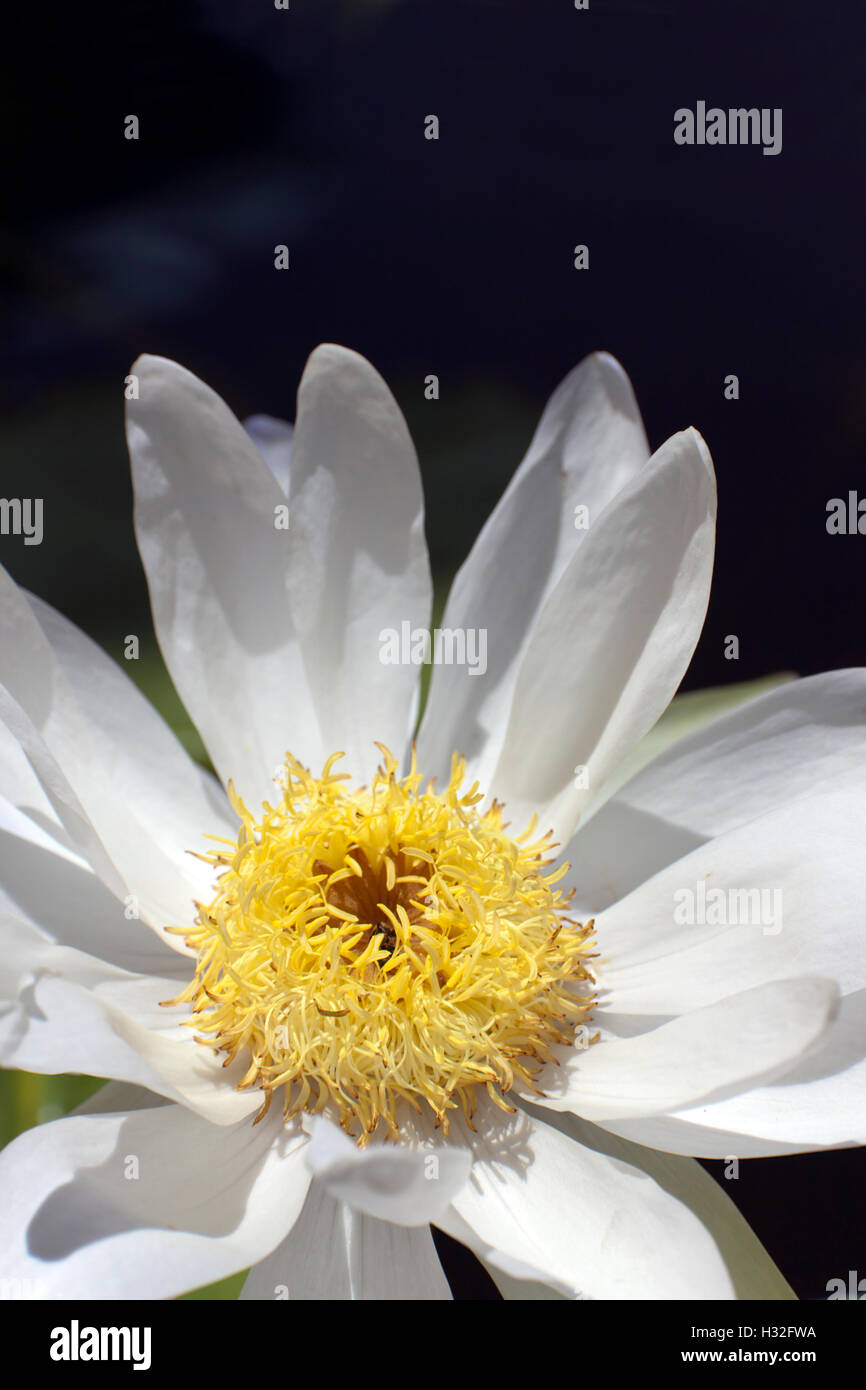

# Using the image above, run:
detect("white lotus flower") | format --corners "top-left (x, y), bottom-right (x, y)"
top-left (0, 345), bottom-right (862, 1302)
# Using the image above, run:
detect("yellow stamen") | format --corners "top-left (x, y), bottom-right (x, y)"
top-left (167, 746), bottom-right (597, 1144)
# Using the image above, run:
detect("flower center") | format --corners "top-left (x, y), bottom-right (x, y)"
top-left (168, 747), bottom-right (597, 1144)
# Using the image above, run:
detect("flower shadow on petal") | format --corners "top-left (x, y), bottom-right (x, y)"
top-left (25, 1107), bottom-right (299, 1261)
top-left (443, 1097), bottom-right (537, 1190)
top-left (565, 799), bottom-right (706, 915)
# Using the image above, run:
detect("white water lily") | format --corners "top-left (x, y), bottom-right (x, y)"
top-left (0, 345), bottom-right (862, 1302)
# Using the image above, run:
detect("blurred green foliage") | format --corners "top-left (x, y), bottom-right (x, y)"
top-left (0, 1071), bottom-right (103, 1151)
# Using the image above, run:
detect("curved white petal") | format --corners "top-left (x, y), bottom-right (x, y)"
top-left (286, 345), bottom-right (431, 783)
top-left (417, 352), bottom-right (649, 787)
top-left (600, 1115), bottom-right (822, 1158)
top-left (0, 940), bottom-right (262, 1126)
top-left (244, 414), bottom-right (293, 494)
top-left (516, 1105), bottom-right (794, 1297)
top-left (437, 1097), bottom-right (755, 1298)
top-left (565, 675), bottom-right (807, 911)
top-left (127, 354), bottom-right (324, 807)
top-left (0, 717), bottom-right (65, 844)
top-left (27, 593), bottom-right (234, 860)
top-left (0, 909), bottom-right (185, 1004)
top-left (608, 990), bottom-right (866, 1156)
top-left (0, 1103), bottom-right (309, 1299)
top-left (583, 673), bottom-right (797, 820)
top-left (533, 978), bottom-right (837, 1121)
top-left (0, 568), bottom-right (215, 937)
top-left (588, 668), bottom-right (866, 842)
top-left (0, 803), bottom-right (182, 975)
top-left (302, 1113), bottom-right (472, 1226)
top-left (596, 785), bottom-right (866, 1017)
top-left (0, 903), bottom-right (260, 1126)
top-left (1, 971), bottom-right (187, 1096)
top-left (562, 796), bottom-right (705, 922)
top-left (489, 427), bottom-right (716, 846)
top-left (0, 680), bottom-right (183, 932)
top-left (241, 1181), bottom-right (450, 1300)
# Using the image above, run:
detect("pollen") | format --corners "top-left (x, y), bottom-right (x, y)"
top-left (166, 746), bottom-right (597, 1144)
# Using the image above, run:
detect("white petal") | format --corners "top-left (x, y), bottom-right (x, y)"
top-left (596, 785), bottom-right (866, 1016)
top-left (28, 592), bottom-right (234, 867)
top-left (437, 1097), bottom-right (753, 1298)
top-left (609, 990), bottom-right (866, 1156)
top-left (562, 794), bottom-right (704, 921)
top-left (0, 568), bottom-right (213, 936)
top-left (127, 354), bottom-right (324, 806)
top-left (244, 414), bottom-right (293, 493)
top-left (241, 1180), bottom-right (451, 1299)
top-left (590, 668), bottom-right (866, 840)
top-left (565, 672), bottom-right (866, 917)
top-left (1, 971), bottom-right (182, 1095)
top-left (0, 908), bottom-right (184, 1003)
top-left (600, 1115), bottom-right (818, 1158)
top-left (286, 345), bottom-right (431, 782)
top-left (0, 716), bottom-right (64, 842)
top-left (303, 1113), bottom-right (472, 1226)
top-left (0, 680), bottom-right (153, 919)
top-left (417, 352), bottom-right (649, 787)
top-left (533, 978), bottom-right (837, 1121)
top-left (488, 428), bottom-right (716, 845)
top-left (0, 903), bottom-right (259, 1125)
top-left (0, 802), bottom-right (186, 974)
top-left (0, 944), bottom-right (261, 1126)
top-left (0, 1102), bottom-right (309, 1299)
top-left (581, 672), bottom-right (797, 823)
top-left (517, 1105), bottom-right (794, 1297)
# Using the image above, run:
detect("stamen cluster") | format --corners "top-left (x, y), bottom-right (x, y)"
top-left (169, 747), bottom-right (596, 1143)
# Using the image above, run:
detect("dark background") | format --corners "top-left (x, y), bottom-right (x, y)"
top-left (2, 0), bottom-right (865, 1300)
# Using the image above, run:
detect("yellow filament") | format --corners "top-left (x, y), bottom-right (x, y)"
top-left (166, 745), bottom-right (597, 1144)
